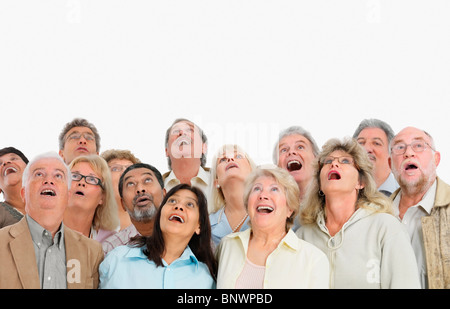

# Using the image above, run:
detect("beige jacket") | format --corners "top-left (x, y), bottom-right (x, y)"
top-left (391, 177), bottom-right (450, 289)
top-left (0, 218), bottom-right (104, 289)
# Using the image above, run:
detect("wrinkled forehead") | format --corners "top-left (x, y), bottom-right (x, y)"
top-left (392, 127), bottom-right (431, 144)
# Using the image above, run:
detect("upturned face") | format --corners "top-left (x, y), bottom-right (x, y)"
top-left (60, 126), bottom-right (98, 164)
top-left (247, 176), bottom-right (292, 232)
top-left (121, 167), bottom-right (164, 221)
top-left (165, 121), bottom-right (206, 162)
top-left (159, 189), bottom-right (201, 239)
top-left (319, 150), bottom-right (363, 196)
top-left (356, 127), bottom-right (391, 177)
top-left (22, 157), bottom-right (70, 226)
top-left (389, 127), bottom-right (440, 193)
top-left (69, 161), bottom-right (104, 212)
top-left (0, 153), bottom-right (27, 191)
top-left (277, 134), bottom-right (316, 186)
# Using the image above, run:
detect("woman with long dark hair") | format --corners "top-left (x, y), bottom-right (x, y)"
top-left (99, 184), bottom-right (216, 289)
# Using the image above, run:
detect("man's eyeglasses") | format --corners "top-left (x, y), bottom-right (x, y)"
top-left (66, 132), bottom-right (95, 142)
top-left (71, 173), bottom-right (103, 188)
top-left (391, 140), bottom-right (434, 155)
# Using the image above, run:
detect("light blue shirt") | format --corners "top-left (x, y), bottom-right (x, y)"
top-left (209, 207), bottom-right (250, 248)
top-left (99, 245), bottom-right (215, 289)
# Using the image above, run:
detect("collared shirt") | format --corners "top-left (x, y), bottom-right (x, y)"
top-left (99, 245), bottom-right (215, 289)
top-left (392, 180), bottom-right (437, 289)
top-left (26, 215), bottom-right (67, 289)
top-left (216, 229), bottom-right (329, 289)
top-left (102, 224), bottom-right (140, 255)
top-left (164, 166), bottom-right (210, 196)
top-left (378, 172), bottom-right (400, 196)
top-left (209, 206), bottom-right (250, 249)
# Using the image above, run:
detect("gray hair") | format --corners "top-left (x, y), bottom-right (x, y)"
top-left (352, 119), bottom-right (395, 143)
top-left (22, 152), bottom-right (72, 189)
top-left (272, 126), bottom-right (319, 164)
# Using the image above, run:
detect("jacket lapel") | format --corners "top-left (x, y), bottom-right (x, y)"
top-left (9, 219), bottom-right (41, 289)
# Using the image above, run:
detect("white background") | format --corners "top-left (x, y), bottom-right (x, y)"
top-left (0, 0), bottom-right (448, 183)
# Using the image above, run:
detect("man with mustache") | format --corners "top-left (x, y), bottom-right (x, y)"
top-left (58, 118), bottom-right (101, 165)
top-left (0, 147), bottom-right (29, 228)
top-left (163, 118), bottom-right (210, 201)
top-left (389, 126), bottom-right (450, 289)
top-left (102, 163), bottom-right (165, 255)
top-left (353, 118), bottom-right (399, 196)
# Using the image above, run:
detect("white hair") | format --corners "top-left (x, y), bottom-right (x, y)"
top-left (22, 151), bottom-right (72, 189)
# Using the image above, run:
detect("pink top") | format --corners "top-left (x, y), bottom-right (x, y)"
top-left (235, 258), bottom-right (266, 289)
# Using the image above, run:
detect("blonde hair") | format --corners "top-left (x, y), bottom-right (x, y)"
top-left (100, 149), bottom-right (141, 165)
top-left (69, 155), bottom-right (119, 231)
top-left (208, 144), bottom-right (257, 213)
top-left (243, 165), bottom-right (300, 231)
top-left (300, 137), bottom-right (393, 225)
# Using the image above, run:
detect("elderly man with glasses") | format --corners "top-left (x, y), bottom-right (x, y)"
top-left (389, 126), bottom-right (450, 289)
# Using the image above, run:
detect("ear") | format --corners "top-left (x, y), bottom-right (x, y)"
top-left (58, 150), bottom-right (65, 161)
top-left (20, 187), bottom-right (26, 203)
top-left (202, 142), bottom-right (207, 155)
top-left (434, 151), bottom-right (441, 168)
top-left (120, 198), bottom-right (126, 212)
top-left (195, 224), bottom-right (201, 235)
top-left (388, 157), bottom-right (392, 170)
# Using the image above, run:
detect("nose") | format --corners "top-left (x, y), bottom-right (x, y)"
top-left (227, 157), bottom-right (235, 162)
top-left (403, 144), bottom-right (415, 157)
top-left (174, 204), bottom-right (184, 211)
top-left (136, 182), bottom-right (146, 194)
top-left (330, 158), bottom-right (340, 167)
top-left (77, 180), bottom-right (86, 187)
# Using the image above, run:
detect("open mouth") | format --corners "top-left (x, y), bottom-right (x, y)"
top-left (257, 206), bottom-right (274, 214)
top-left (135, 195), bottom-right (152, 207)
top-left (328, 171), bottom-right (341, 180)
top-left (405, 163), bottom-right (418, 171)
top-left (3, 167), bottom-right (18, 176)
top-left (176, 137), bottom-right (191, 147)
top-left (287, 160), bottom-right (302, 172)
top-left (41, 189), bottom-right (56, 197)
top-left (75, 190), bottom-right (85, 196)
top-left (226, 163), bottom-right (238, 171)
top-left (169, 214), bottom-right (185, 223)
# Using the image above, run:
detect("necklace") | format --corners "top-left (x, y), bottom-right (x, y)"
top-left (232, 213), bottom-right (248, 232)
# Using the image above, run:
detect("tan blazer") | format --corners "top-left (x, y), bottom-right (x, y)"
top-left (0, 218), bottom-right (104, 289)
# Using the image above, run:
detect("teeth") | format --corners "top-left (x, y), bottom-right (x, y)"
top-left (41, 190), bottom-right (56, 196)
top-left (257, 206), bottom-right (274, 213)
top-left (169, 215), bottom-right (185, 223)
top-left (4, 167), bottom-right (18, 176)
top-left (287, 160), bottom-right (302, 172)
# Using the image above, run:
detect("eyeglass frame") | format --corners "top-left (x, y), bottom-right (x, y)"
top-left (390, 140), bottom-right (435, 155)
top-left (71, 172), bottom-right (104, 189)
top-left (65, 132), bottom-right (96, 143)
top-left (318, 155), bottom-right (360, 171)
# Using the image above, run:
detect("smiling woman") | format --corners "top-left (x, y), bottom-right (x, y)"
top-left (99, 184), bottom-right (217, 289)
top-left (0, 147), bottom-right (29, 228)
top-left (216, 165), bottom-right (330, 289)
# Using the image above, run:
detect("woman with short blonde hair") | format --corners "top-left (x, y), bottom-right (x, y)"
top-left (64, 155), bottom-right (119, 243)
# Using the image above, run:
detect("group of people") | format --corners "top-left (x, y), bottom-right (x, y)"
top-left (0, 117), bottom-right (449, 289)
